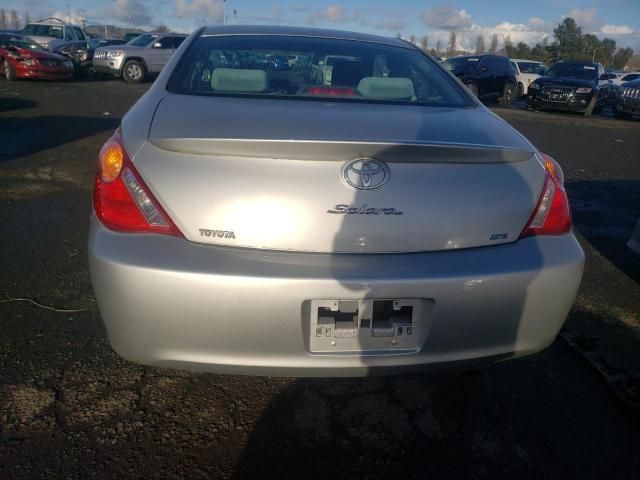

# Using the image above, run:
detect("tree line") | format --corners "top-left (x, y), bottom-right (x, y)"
top-left (407, 17), bottom-right (634, 70)
top-left (0, 10), bottom-right (31, 30)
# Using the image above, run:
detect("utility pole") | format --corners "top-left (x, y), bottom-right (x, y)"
top-left (103, 0), bottom-right (108, 38)
top-left (592, 46), bottom-right (604, 63)
top-left (223, 0), bottom-right (226, 25)
top-left (66, 2), bottom-right (70, 22)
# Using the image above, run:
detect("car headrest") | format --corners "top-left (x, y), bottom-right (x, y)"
top-left (357, 77), bottom-right (415, 100)
top-left (211, 68), bottom-right (268, 93)
top-left (331, 60), bottom-right (365, 87)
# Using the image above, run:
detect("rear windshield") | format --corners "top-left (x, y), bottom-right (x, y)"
top-left (517, 61), bottom-right (545, 74)
top-left (442, 56), bottom-right (480, 75)
top-left (0, 34), bottom-right (43, 50)
top-left (127, 34), bottom-right (158, 47)
top-left (22, 24), bottom-right (63, 39)
top-left (167, 35), bottom-right (473, 107)
top-left (546, 63), bottom-right (598, 81)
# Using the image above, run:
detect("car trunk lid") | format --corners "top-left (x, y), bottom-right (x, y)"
top-left (129, 95), bottom-right (545, 253)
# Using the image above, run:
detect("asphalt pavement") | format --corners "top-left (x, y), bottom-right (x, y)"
top-left (1, 80), bottom-right (639, 479)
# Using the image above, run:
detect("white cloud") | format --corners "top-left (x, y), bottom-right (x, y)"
top-left (567, 8), bottom-right (602, 30)
top-left (175, 0), bottom-right (224, 24)
top-left (111, 0), bottom-right (153, 26)
top-left (528, 17), bottom-right (548, 31)
top-left (51, 10), bottom-right (87, 25)
top-left (601, 24), bottom-right (634, 35)
top-left (422, 5), bottom-right (472, 30)
top-left (372, 19), bottom-right (407, 31)
top-left (307, 5), bottom-right (344, 24)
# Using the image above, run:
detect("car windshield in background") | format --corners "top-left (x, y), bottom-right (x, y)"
top-left (0, 34), bottom-right (43, 50)
top-left (517, 62), bottom-right (545, 74)
top-left (127, 34), bottom-right (157, 47)
top-left (22, 24), bottom-right (64, 39)
top-left (168, 35), bottom-right (473, 107)
top-left (442, 56), bottom-right (480, 74)
top-left (546, 63), bottom-right (598, 81)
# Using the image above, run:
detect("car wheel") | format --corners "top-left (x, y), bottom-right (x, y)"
top-left (466, 82), bottom-right (478, 97)
top-left (517, 82), bottom-right (524, 98)
top-left (3, 59), bottom-right (16, 81)
top-left (499, 82), bottom-right (515, 107)
top-left (122, 60), bottom-right (145, 83)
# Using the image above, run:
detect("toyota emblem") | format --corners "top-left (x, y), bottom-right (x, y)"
top-left (341, 158), bottom-right (390, 190)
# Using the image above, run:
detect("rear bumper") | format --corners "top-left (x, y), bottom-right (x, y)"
top-left (88, 218), bottom-right (584, 377)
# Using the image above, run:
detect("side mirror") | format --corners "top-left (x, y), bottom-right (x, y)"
top-left (153, 42), bottom-right (162, 48)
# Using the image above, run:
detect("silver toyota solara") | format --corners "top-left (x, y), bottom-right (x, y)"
top-left (88, 26), bottom-right (584, 377)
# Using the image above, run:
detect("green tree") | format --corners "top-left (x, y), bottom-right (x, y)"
top-left (612, 47), bottom-right (634, 70)
top-left (553, 17), bottom-right (583, 59)
top-left (475, 34), bottom-right (485, 54)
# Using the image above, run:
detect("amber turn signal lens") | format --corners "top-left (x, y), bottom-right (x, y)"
top-left (99, 136), bottom-right (124, 183)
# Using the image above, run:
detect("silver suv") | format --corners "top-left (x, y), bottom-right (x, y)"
top-left (21, 17), bottom-right (86, 51)
top-left (93, 33), bottom-right (186, 83)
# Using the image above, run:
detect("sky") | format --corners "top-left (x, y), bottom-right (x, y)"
top-left (5, 0), bottom-right (640, 51)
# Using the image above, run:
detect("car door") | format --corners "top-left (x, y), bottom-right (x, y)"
top-left (476, 56), bottom-right (499, 98)
top-left (147, 36), bottom-right (175, 72)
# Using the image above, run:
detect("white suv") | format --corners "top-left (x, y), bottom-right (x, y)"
top-left (21, 17), bottom-right (86, 51)
top-left (511, 59), bottom-right (545, 97)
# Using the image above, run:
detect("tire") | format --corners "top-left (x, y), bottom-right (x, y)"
top-left (122, 60), bottom-right (145, 83)
top-left (499, 82), bottom-right (516, 107)
top-left (517, 82), bottom-right (524, 98)
top-left (3, 59), bottom-right (16, 81)
top-left (466, 82), bottom-right (478, 97)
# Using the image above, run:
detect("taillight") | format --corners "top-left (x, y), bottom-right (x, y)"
top-left (520, 153), bottom-right (572, 237)
top-left (93, 130), bottom-right (182, 236)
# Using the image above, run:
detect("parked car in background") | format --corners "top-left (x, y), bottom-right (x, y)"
top-left (611, 72), bottom-right (640, 85)
top-left (443, 54), bottom-right (517, 107)
top-left (92, 33), bottom-right (186, 82)
top-left (0, 32), bottom-right (74, 81)
top-left (21, 17), bottom-right (86, 51)
top-left (511, 59), bottom-right (545, 96)
top-left (122, 32), bottom-right (142, 43)
top-left (527, 61), bottom-right (605, 116)
top-left (612, 78), bottom-right (640, 120)
top-left (89, 25), bottom-right (584, 377)
top-left (57, 38), bottom-right (127, 76)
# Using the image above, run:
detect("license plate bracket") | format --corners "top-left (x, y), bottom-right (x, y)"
top-left (309, 299), bottom-right (431, 354)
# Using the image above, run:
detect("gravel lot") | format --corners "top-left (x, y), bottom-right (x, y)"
top-left (1, 79), bottom-right (639, 479)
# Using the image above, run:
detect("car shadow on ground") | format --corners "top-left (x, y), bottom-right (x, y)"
top-left (567, 179), bottom-right (640, 284)
top-left (0, 97), bottom-right (37, 113)
top-left (0, 115), bottom-right (120, 163)
top-left (230, 343), bottom-right (639, 480)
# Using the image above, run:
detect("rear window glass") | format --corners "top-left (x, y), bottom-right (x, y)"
top-left (167, 35), bottom-right (473, 107)
top-left (546, 62), bottom-right (598, 81)
top-left (517, 62), bottom-right (545, 74)
top-left (22, 24), bottom-right (63, 39)
top-left (127, 34), bottom-right (157, 47)
top-left (442, 56), bottom-right (480, 75)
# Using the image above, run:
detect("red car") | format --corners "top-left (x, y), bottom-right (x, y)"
top-left (0, 33), bottom-right (74, 81)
